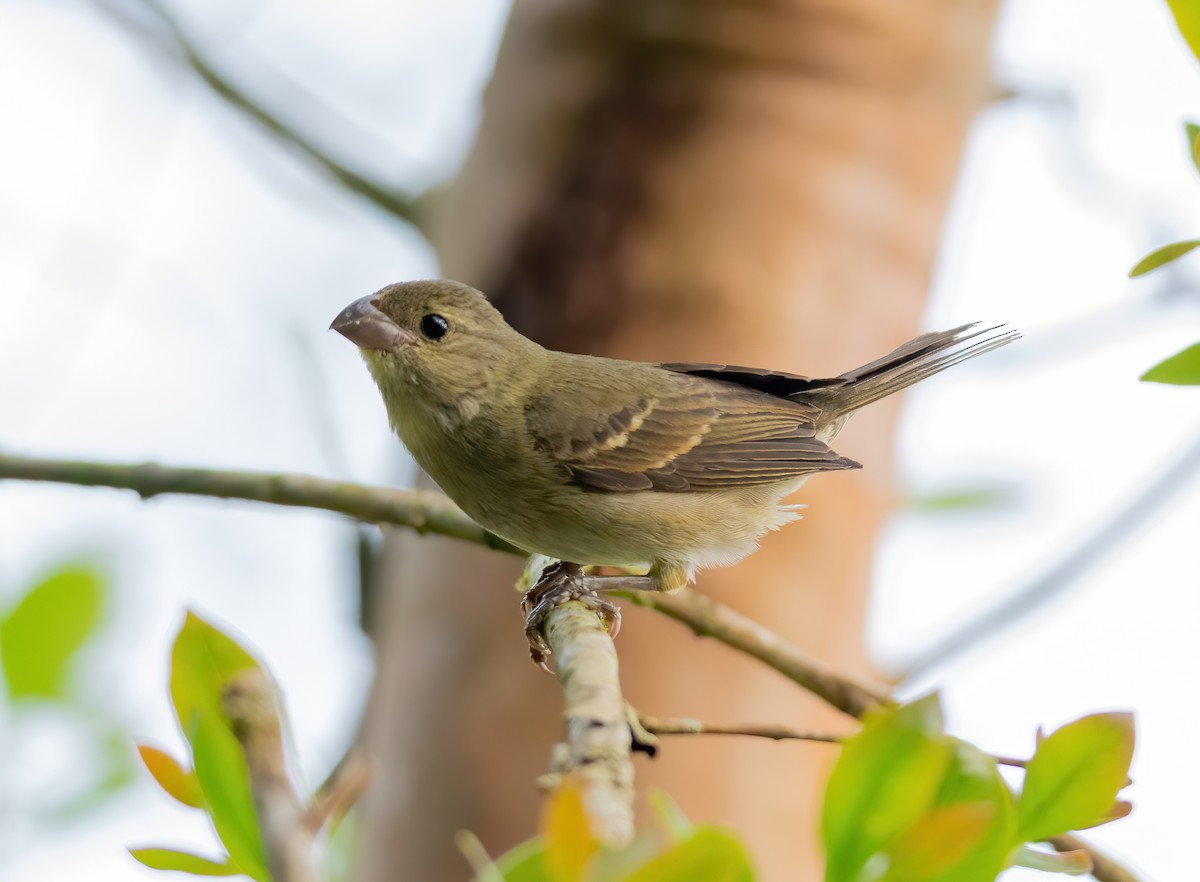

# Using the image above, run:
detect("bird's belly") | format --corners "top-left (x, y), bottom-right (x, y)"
top-left (465, 480), bottom-right (807, 575)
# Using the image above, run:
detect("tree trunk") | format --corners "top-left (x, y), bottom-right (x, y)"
top-left (361, 2), bottom-right (1000, 879)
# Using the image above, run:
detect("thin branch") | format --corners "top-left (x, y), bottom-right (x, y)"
top-left (1048, 833), bottom-right (1142, 882)
top-left (638, 714), bottom-right (842, 744)
top-left (542, 602), bottom-right (635, 846)
top-left (222, 670), bottom-right (315, 882)
top-left (94, 0), bottom-right (425, 228)
top-left (0, 451), bottom-right (888, 722)
top-left (636, 713), bottom-right (1031, 772)
top-left (901, 426), bottom-right (1200, 680)
top-left (306, 748), bottom-right (372, 834)
top-left (624, 589), bottom-right (891, 719)
top-left (0, 452), bottom-right (521, 553)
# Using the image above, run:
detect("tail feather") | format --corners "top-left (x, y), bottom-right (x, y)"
top-left (813, 322), bottom-right (1020, 415)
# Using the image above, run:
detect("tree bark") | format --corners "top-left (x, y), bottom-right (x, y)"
top-left (361, 1), bottom-right (1000, 879)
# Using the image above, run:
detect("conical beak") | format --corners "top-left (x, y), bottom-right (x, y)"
top-left (330, 296), bottom-right (416, 352)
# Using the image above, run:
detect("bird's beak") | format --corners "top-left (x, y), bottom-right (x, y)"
top-left (330, 296), bottom-right (416, 352)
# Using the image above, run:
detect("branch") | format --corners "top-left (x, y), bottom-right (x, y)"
top-left (625, 589), bottom-right (890, 719)
top-left (636, 713), bottom-right (1031, 773)
top-left (93, 0), bottom-right (425, 228)
top-left (0, 451), bottom-right (888, 720)
top-left (1048, 833), bottom-right (1142, 882)
top-left (0, 452), bottom-right (520, 553)
top-left (638, 714), bottom-right (842, 744)
top-left (542, 602), bottom-right (635, 846)
top-left (222, 670), bottom-right (315, 882)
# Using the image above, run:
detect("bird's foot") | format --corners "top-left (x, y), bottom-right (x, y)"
top-left (521, 561), bottom-right (622, 672)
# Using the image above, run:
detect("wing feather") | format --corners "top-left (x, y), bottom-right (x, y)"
top-left (525, 371), bottom-right (858, 493)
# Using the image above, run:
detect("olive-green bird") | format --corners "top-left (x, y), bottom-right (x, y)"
top-left (332, 280), bottom-right (1017, 600)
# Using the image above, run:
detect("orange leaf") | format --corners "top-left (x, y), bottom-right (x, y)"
top-left (137, 743), bottom-right (204, 809)
top-left (541, 779), bottom-right (600, 882)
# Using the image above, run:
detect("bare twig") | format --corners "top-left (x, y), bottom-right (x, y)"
top-left (638, 714), bottom-right (842, 744)
top-left (0, 453), bottom-right (520, 553)
top-left (1048, 833), bottom-right (1142, 882)
top-left (94, 0), bottom-right (425, 228)
top-left (222, 670), bottom-right (315, 882)
top-left (636, 713), bottom-right (1031, 773)
top-left (306, 748), bottom-right (372, 834)
top-left (542, 602), bottom-right (634, 846)
top-left (625, 589), bottom-right (890, 719)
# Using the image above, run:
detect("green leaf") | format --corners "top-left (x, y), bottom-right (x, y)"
top-left (169, 612), bottom-right (260, 738)
top-left (1140, 341), bottom-right (1200, 385)
top-left (0, 565), bottom-right (105, 699)
top-left (1166, 0), bottom-right (1200, 66)
top-left (168, 614), bottom-right (270, 882)
top-left (137, 743), bottom-right (204, 809)
top-left (912, 739), bottom-right (1017, 882)
top-left (1186, 122), bottom-right (1200, 176)
top-left (1129, 240), bottom-right (1200, 276)
top-left (622, 828), bottom-right (756, 882)
top-left (129, 847), bottom-right (240, 876)
top-left (1018, 712), bottom-right (1135, 842)
top-left (494, 838), bottom-right (551, 882)
top-left (191, 709), bottom-right (269, 882)
top-left (822, 695), bottom-right (951, 882)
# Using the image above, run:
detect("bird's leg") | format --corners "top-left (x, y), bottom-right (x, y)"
top-left (521, 560), bottom-right (622, 672)
top-left (580, 574), bottom-right (657, 593)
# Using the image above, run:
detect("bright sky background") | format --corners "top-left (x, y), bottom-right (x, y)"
top-left (1, 0), bottom-right (1198, 880)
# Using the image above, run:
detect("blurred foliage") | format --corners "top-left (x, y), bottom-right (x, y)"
top-left (903, 484), bottom-right (1018, 516)
top-left (130, 613), bottom-right (268, 880)
top-left (126, 617), bottom-right (1137, 882)
top-left (0, 562), bottom-right (136, 847)
top-left (1139, 341), bottom-right (1200, 385)
top-left (820, 694), bottom-right (1134, 882)
top-left (1165, 0), bottom-right (1200, 64)
top-left (469, 785), bottom-right (756, 882)
top-left (130, 612), bottom-right (358, 882)
top-left (1130, 7), bottom-right (1200, 384)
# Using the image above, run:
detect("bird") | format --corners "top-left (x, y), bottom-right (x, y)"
top-left (331, 279), bottom-right (1017, 648)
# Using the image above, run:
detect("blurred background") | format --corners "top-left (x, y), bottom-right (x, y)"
top-left (1, 0), bottom-right (1198, 879)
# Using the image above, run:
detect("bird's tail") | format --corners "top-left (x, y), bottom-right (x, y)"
top-left (812, 322), bottom-right (1020, 416)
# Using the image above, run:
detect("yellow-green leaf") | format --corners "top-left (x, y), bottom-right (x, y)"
top-left (1186, 122), bottom-right (1200, 176)
top-left (1140, 341), bottom-right (1200, 385)
top-left (1018, 712), bottom-right (1135, 842)
top-left (822, 695), bottom-right (952, 882)
top-left (169, 612), bottom-right (260, 738)
top-left (1166, 0), bottom-right (1200, 66)
top-left (623, 828), bottom-right (756, 882)
top-left (0, 565), bottom-right (104, 699)
top-left (129, 847), bottom-right (239, 876)
top-left (540, 781), bottom-right (599, 882)
top-left (493, 837), bottom-right (550, 882)
top-left (1129, 240), bottom-right (1200, 277)
top-left (137, 744), bottom-right (204, 809)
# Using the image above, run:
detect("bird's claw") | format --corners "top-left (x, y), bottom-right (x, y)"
top-left (521, 561), bottom-right (622, 672)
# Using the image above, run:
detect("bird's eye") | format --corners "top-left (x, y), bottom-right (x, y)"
top-left (420, 314), bottom-right (449, 340)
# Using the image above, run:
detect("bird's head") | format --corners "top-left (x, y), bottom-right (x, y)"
top-left (331, 279), bottom-right (528, 412)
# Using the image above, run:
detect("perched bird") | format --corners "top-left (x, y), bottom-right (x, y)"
top-left (332, 280), bottom-right (1017, 606)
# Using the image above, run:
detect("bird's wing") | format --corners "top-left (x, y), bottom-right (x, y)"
top-left (525, 371), bottom-right (859, 493)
